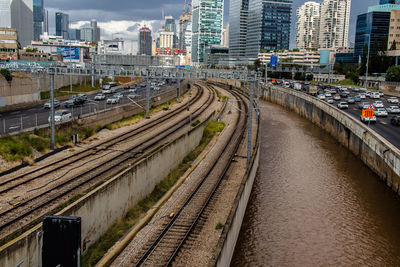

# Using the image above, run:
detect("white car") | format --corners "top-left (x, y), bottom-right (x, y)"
top-left (333, 94), bottom-right (341, 101)
top-left (373, 101), bottom-right (384, 108)
top-left (106, 97), bottom-right (120, 104)
top-left (94, 93), bottom-right (106, 100)
top-left (387, 106), bottom-right (400, 114)
top-left (387, 97), bottom-right (399, 104)
top-left (129, 88), bottom-right (137, 93)
top-left (360, 115), bottom-right (377, 123)
top-left (44, 99), bottom-right (60, 109)
top-left (370, 92), bottom-right (380, 99)
top-left (318, 94), bottom-right (326, 100)
top-left (48, 109), bottom-right (72, 123)
top-left (326, 97), bottom-right (334, 104)
top-left (375, 108), bottom-right (388, 117)
top-left (114, 93), bottom-right (124, 100)
top-left (359, 93), bottom-right (366, 99)
top-left (325, 92), bottom-right (332, 97)
top-left (352, 87), bottom-right (360, 92)
top-left (337, 102), bottom-right (348, 109)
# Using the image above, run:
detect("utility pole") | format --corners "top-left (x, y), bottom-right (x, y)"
top-left (49, 68), bottom-right (56, 150)
top-left (145, 73), bottom-right (151, 119)
top-left (257, 80), bottom-right (260, 123)
top-left (91, 50), bottom-right (95, 88)
top-left (247, 80), bottom-right (254, 167)
top-left (265, 63), bottom-right (268, 83)
top-left (365, 34), bottom-right (371, 88)
top-left (178, 76), bottom-right (181, 103)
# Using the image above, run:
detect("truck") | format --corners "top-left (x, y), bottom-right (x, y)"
top-left (307, 85), bottom-right (318, 96)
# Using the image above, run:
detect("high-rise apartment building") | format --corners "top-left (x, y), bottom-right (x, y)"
top-left (191, 0), bottom-right (224, 64)
top-left (296, 1), bottom-right (320, 49)
top-left (139, 26), bottom-right (152, 56)
top-left (90, 19), bottom-right (100, 42)
top-left (55, 12), bottom-right (69, 39)
top-left (0, 0), bottom-right (34, 48)
top-left (229, 0), bottom-right (248, 61)
top-left (318, 0), bottom-right (351, 49)
top-left (179, 11), bottom-right (192, 54)
top-left (246, 0), bottom-right (292, 59)
top-left (33, 0), bottom-right (44, 40)
top-left (388, 9), bottom-right (400, 49)
top-left (69, 28), bottom-right (80, 41)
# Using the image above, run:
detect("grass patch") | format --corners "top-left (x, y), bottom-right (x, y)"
top-left (214, 88), bottom-right (229, 102)
top-left (40, 82), bottom-right (101, 100)
top-left (215, 222), bottom-right (224, 230)
top-left (81, 120), bottom-right (225, 267)
top-left (0, 136), bottom-right (32, 161)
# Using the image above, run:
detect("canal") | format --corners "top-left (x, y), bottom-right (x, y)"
top-left (231, 101), bottom-right (400, 266)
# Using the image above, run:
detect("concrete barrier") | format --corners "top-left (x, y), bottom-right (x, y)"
top-left (0, 105), bottom-right (212, 267)
top-left (262, 85), bottom-right (400, 195)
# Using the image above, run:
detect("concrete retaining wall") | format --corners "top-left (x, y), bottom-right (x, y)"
top-left (263, 85), bottom-right (400, 195)
top-left (0, 74), bottom-right (90, 111)
top-left (0, 100), bottom-right (210, 267)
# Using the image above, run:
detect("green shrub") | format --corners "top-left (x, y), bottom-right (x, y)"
top-left (0, 136), bottom-right (32, 161)
top-left (0, 68), bottom-right (12, 82)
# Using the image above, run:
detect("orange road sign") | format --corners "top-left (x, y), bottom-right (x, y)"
top-left (362, 105), bottom-right (375, 118)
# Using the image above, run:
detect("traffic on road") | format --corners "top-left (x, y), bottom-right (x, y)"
top-left (271, 80), bottom-right (400, 149)
top-left (0, 79), bottom-right (179, 135)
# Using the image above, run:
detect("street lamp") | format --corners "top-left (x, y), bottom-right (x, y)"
top-left (365, 34), bottom-right (371, 88)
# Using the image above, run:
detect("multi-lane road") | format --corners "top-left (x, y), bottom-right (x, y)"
top-left (288, 83), bottom-right (400, 149)
top-left (0, 80), bottom-right (179, 135)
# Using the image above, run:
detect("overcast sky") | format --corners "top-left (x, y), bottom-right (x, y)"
top-left (45, 0), bottom-right (380, 52)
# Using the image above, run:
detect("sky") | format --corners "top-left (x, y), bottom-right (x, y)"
top-left (45, 0), bottom-right (381, 52)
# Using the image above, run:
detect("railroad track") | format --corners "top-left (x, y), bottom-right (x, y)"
top-left (123, 88), bottom-right (248, 267)
top-left (0, 84), bottom-right (216, 242)
top-left (0, 86), bottom-right (201, 194)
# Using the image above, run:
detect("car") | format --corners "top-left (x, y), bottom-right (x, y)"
top-left (77, 93), bottom-right (88, 101)
top-left (48, 109), bottom-right (72, 123)
top-left (358, 102), bottom-right (371, 109)
top-left (359, 93), bottom-right (366, 99)
top-left (360, 115), bottom-right (377, 123)
top-left (114, 93), bottom-right (124, 100)
top-left (375, 108), bottom-right (388, 117)
top-left (337, 102), bottom-right (348, 109)
top-left (387, 106), bottom-right (400, 114)
top-left (326, 97), bottom-right (334, 104)
top-left (325, 92), bottom-right (332, 97)
top-left (64, 97), bottom-right (85, 107)
top-left (44, 99), bottom-right (60, 109)
top-left (333, 94), bottom-right (341, 100)
top-left (106, 97), bottom-right (120, 104)
top-left (379, 91), bottom-right (384, 97)
top-left (370, 92), bottom-right (380, 99)
top-left (391, 115), bottom-right (400, 126)
top-left (365, 91), bottom-right (372, 97)
top-left (129, 88), bottom-right (137, 93)
top-left (94, 93), bottom-right (106, 101)
top-left (318, 94), bottom-right (326, 100)
top-left (345, 97), bottom-right (355, 104)
top-left (127, 93), bottom-right (138, 99)
top-left (373, 101), bottom-right (384, 108)
top-left (352, 87), bottom-right (360, 92)
top-left (123, 85), bottom-right (130, 89)
top-left (354, 95), bottom-right (361, 102)
top-left (388, 97), bottom-right (399, 104)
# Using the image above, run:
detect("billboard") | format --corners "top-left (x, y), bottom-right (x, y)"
top-left (270, 56), bottom-right (278, 68)
top-left (57, 46), bottom-right (80, 62)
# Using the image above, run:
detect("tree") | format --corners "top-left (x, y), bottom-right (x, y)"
top-left (390, 40), bottom-right (397, 51)
top-left (0, 68), bottom-right (12, 82)
top-left (386, 65), bottom-right (400, 82)
top-left (254, 59), bottom-right (262, 71)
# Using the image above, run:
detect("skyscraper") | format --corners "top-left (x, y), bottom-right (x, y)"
top-left (33, 0), bottom-right (44, 40)
top-left (246, 0), bottom-right (293, 59)
top-left (296, 1), bottom-right (320, 49)
top-left (318, 0), bottom-right (351, 49)
top-left (229, 0), bottom-right (248, 61)
top-left (43, 8), bottom-right (48, 33)
top-left (179, 10), bottom-right (192, 54)
top-left (139, 26), bottom-right (152, 56)
top-left (0, 0), bottom-right (34, 47)
top-left (91, 19), bottom-right (100, 42)
top-left (354, 2), bottom-right (400, 58)
top-left (191, 0), bottom-right (224, 64)
top-left (55, 12), bottom-right (69, 39)
top-left (164, 16), bottom-right (178, 48)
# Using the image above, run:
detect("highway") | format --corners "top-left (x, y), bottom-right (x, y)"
top-left (286, 83), bottom-right (400, 149)
top-left (0, 80), bottom-right (180, 135)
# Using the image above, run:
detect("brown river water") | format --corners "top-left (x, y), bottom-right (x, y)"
top-left (231, 102), bottom-right (400, 267)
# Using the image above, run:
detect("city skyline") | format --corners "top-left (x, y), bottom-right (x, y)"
top-left (41, 0), bottom-right (378, 50)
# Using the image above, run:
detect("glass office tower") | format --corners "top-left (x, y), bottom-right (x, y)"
top-left (246, 0), bottom-right (293, 59)
top-left (33, 0), bottom-right (44, 40)
top-left (229, 0), bottom-right (249, 62)
top-left (0, 0), bottom-right (11, 27)
top-left (191, 0), bottom-right (224, 64)
top-left (56, 12), bottom-right (69, 39)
